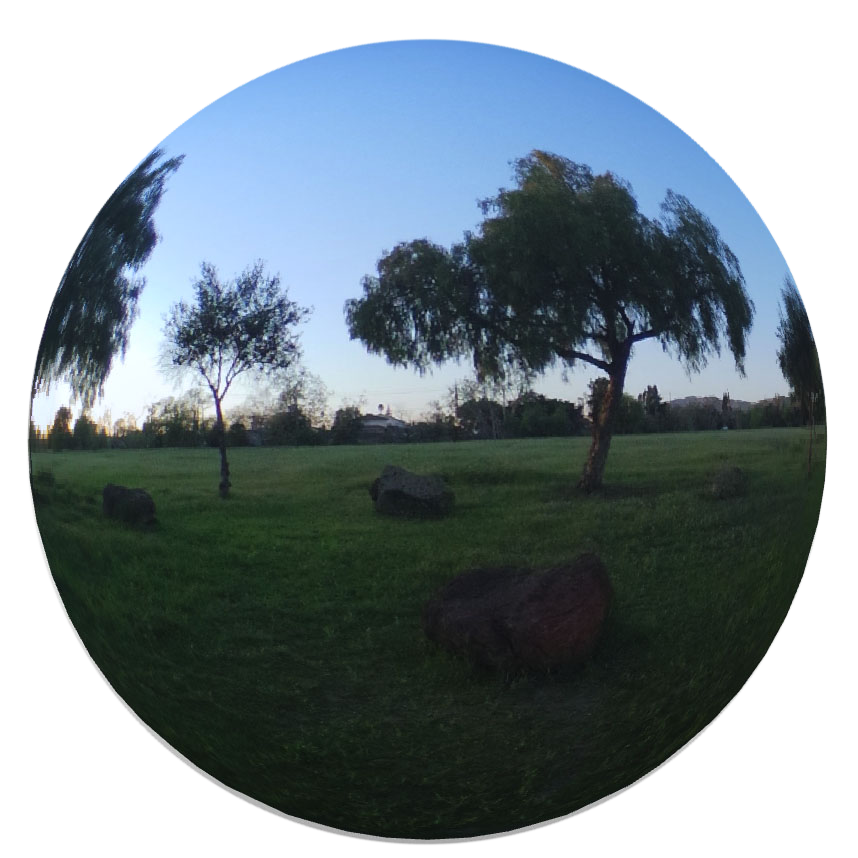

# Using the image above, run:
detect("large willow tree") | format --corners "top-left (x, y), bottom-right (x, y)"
top-left (346, 151), bottom-right (754, 491)
top-left (33, 148), bottom-right (184, 408)
top-left (776, 273), bottom-right (824, 472)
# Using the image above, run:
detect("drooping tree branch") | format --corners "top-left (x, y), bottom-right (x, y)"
top-left (34, 148), bottom-right (183, 407)
top-left (346, 151), bottom-right (755, 490)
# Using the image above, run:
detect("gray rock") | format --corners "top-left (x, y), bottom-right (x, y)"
top-left (709, 465), bottom-right (747, 499)
top-left (423, 554), bottom-right (613, 671)
top-left (103, 483), bottom-right (156, 526)
top-left (369, 465), bottom-right (454, 517)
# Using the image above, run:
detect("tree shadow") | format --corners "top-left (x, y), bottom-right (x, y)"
top-left (543, 481), bottom-right (662, 504)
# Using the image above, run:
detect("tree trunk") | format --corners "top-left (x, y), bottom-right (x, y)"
top-left (579, 362), bottom-right (628, 493)
top-left (214, 397), bottom-right (231, 498)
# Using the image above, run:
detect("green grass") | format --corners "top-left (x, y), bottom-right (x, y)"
top-left (31, 428), bottom-right (825, 838)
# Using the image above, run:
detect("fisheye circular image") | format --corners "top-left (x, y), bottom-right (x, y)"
top-left (29, 40), bottom-right (825, 839)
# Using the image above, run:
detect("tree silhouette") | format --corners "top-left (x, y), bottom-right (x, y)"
top-left (49, 406), bottom-right (73, 451)
top-left (346, 151), bottom-right (754, 489)
top-left (34, 148), bottom-right (184, 408)
top-left (639, 385), bottom-right (662, 417)
top-left (776, 274), bottom-right (823, 472)
top-left (163, 261), bottom-right (310, 497)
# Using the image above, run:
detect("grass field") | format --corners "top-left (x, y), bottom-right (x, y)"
top-left (30, 428), bottom-right (825, 838)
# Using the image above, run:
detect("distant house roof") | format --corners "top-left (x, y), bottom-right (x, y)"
top-left (360, 414), bottom-right (408, 429)
top-left (357, 413), bottom-right (409, 443)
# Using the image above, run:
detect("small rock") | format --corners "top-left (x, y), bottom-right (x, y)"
top-left (369, 465), bottom-right (454, 517)
top-left (103, 483), bottom-right (156, 526)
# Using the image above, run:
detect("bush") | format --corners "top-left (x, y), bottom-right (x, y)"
top-left (709, 465), bottom-right (747, 499)
top-left (227, 421), bottom-right (249, 447)
top-left (265, 409), bottom-right (320, 446)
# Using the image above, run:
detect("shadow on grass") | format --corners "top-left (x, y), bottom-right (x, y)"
top-left (544, 481), bottom-right (663, 504)
top-left (448, 466), bottom-right (552, 487)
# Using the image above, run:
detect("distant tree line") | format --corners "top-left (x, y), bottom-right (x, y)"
top-left (585, 383), bottom-right (819, 435)
top-left (31, 377), bottom-right (823, 455)
top-left (410, 389), bottom-right (587, 443)
top-left (30, 407), bottom-right (110, 452)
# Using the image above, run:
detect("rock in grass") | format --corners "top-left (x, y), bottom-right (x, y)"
top-left (369, 465), bottom-right (454, 517)
top-left (103, 483), bottom-right (156, 526)
top-left (709, 465), bottom-right (747, 499)
top-left (422, 554), bottom-right (613, 671)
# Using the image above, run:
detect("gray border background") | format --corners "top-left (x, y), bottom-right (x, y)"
top-left (26, 39), bottom-right (828, 845)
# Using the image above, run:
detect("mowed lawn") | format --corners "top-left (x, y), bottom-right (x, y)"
top-left (31, 428), bottom-right (825, 838)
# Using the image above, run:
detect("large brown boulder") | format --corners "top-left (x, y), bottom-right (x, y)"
top-left (103, 483), bottom-right (156, 526)
top-left (369, 465), bottom-right (454, 517)
top-left (422, 554), bottom-right (612, 671)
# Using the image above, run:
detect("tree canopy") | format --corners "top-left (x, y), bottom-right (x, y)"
top-left (346, 150), bottom-right (754, 489)
top-left (776, 274), bottom-right (824, 473)
top-left (639, 385), bottom-right (663, 417)
top-left (34, 148), bottom-right (184, 407)
top-left (776, 274), bottom-right (823, 423)
top-left (163, 260), bottom-right (310, 496)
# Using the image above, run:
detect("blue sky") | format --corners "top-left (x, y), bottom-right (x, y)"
top-left (32, 40), bottom-right (796, 428)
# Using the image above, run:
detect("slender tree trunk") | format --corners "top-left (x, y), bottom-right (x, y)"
top-left (579, 360), bottom-right (628, 493)
top-left (214, 396), bottom-right (231, 498)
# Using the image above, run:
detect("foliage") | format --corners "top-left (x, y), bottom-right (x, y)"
top-left (639, 385), bottom-right (663, 417)
top-left (721, 392), bottom-right (734, 429)
top-left (163, 260), bottom-right (310, 495)
top-left (49, 406), bottom-right (74, 451)
top-left (270, 367), bottom-right (330, 429)
top-left (776, 274), bottom-right (824, 425)
top-left (224, 367), bottom-right (329, 447)
top-left (586, 378), bottom-right (609, 422)
top-left (777, 275), bottom-right (825, 468)
top-left (453, 367), bottom-right (534, 409)
top-left (72, 414), bottom-right (107, 450)
top-left (614, 394), bottom-right (646, 435)
top-left (29, 420), bottom-right (48, 452)
top-left (226, 420), bottom-right (249, 447)
top-left (34, 149), bottom-right (184, 408)
top-left (112, 413), bottom-right (139, 437)
top-left (503, 391), bottom-right (586, 438)
top-left (409, 411), bottom-right (460, 443)
top-left (747, 397), bottom-right (802, 430)
top-left (164, 261), bottom-right (310, 398)
top-left (686, 402), bottom-right (724, 432)
top-left (264, 407), bottom-right (321, 446)
top-left (142, 394), bottom-right (209, 447)
top-left (586, 379), bottom-right (647, 435)
top-left (631, 385), bottom-right (671, 432)
top-left (346, 151), bottom-right (754, 489)
top-left (330, 406), bottom-right (363, 445)
top-left (455, 396), bottom-right (505, 439)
